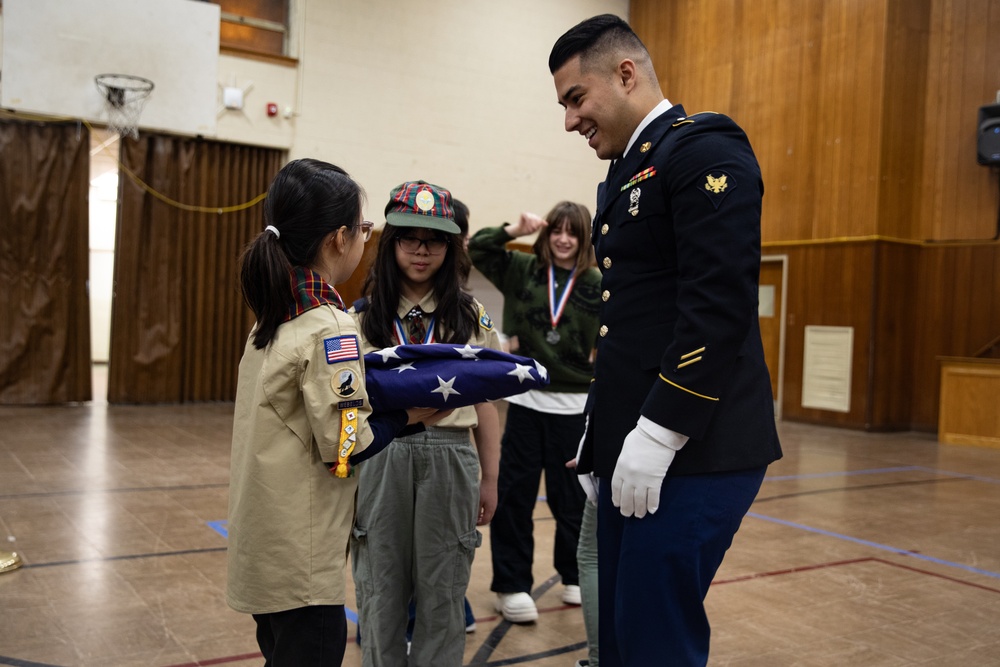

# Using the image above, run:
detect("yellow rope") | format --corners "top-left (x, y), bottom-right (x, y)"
top-left (116, 160), bottom-right (268, 213)
top-left (0, 110), bottom-right (268, 214)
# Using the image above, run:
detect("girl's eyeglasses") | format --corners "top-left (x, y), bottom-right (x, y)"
top-left (396, 235), bottom-right (449, 255)
top-left (357, 221), bottom-right (374, 242)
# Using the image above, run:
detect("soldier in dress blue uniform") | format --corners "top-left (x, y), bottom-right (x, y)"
top-left (548, 14), bottom-right (783, 667)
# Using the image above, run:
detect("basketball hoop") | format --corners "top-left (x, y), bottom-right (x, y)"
top-left (95, 73), bottom-right (154, 140)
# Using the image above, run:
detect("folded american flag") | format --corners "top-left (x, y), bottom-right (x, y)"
top-left (363, 343), bottom-right (550, 411)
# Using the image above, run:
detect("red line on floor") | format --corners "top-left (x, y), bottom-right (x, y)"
top-left (870, 557), bottom-right (1000, 595)
top-left (713, 557), bottom-right (877, 585)
top-left (714, 556), bottom-right (1000, 595)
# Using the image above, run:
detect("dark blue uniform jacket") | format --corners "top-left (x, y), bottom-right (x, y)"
top-left (581, 104), bottom-right (782, 478)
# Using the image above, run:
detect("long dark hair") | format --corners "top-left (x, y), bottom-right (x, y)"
top-left (360, 223), bottom-right (477, 348)
top-left (239, 158), bottom-right (365, 349)
top-left (531, 200), bottom-right (594, 274)
top-left (452, 198), bottom-right (472, 284)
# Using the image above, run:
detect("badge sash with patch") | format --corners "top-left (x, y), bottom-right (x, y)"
top-left (333, 408), bottom-right (359, 478)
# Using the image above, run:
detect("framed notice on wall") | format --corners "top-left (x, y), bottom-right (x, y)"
top-left (801, 325), bottom-right (853, 413)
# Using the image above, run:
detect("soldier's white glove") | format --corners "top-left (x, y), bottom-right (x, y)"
top-left (574, 417), bottom-right (598, 506)
top-left (611, 416), bottom-right (688, 518)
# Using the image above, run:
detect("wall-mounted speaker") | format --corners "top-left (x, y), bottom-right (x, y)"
top-left (978, 103), bottom-right (1000, 165)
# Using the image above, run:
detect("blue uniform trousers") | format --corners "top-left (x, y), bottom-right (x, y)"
top-left (597, 467), bottom-right (766, 666)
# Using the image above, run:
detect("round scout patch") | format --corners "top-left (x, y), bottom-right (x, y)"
top-left (332, 367), bottom-right (359, 397)
top-left (415, 188), bottom-right (435, 211)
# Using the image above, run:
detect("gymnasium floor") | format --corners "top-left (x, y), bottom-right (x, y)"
top-left (1, 365), bottom-right (999, 667)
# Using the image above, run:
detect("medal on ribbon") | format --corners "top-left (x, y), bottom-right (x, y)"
top-left (547, 264), bottom-right (576, 345)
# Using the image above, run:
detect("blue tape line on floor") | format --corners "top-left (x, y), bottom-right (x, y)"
top-left (207, 520), bottom-right (228, 538)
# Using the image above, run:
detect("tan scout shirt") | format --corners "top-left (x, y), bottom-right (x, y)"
top-left (227, 305), bottom-right (372, 614)
top-left (352, 293), bottom-right (502, 429)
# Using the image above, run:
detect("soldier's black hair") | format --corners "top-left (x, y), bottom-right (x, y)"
top-left (548, 13), bottom-right (650, 75)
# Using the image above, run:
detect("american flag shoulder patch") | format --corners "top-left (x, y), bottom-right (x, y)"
top-left (324, 335), bottom-right (360, 363)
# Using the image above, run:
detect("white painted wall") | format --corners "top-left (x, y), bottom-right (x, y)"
top-left (285, 0), bottom-right (624, 228)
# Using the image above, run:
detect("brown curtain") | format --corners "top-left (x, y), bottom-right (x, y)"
top-left (0, 119), bottom-right (92, 404)
top-left (107, 133), bottom-right (283, 403)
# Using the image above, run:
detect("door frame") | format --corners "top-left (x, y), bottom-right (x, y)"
top-left (761, 254), bottom-right (788, 421)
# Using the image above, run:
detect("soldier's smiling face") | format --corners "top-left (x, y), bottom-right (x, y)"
top-left (554, 54), bottom-right (633, 160)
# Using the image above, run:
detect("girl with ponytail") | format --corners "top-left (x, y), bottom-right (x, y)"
top-left (227, 159), bottom-right (443, 666)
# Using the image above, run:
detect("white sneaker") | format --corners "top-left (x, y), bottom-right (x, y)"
top-left (494, 592), bottom-right (538, 623)
top-left (562, 584), bottom-right (582, 605)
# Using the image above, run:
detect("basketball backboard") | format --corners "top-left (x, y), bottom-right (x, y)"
top-left (1, 0), bottom-right (220, 137)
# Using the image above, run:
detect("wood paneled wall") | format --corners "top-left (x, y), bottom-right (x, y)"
top-left (919, 0), bottom-right (1000, 241)
top-left (632, 0), bottom-right (1000, 431)
top-left (772, 239), bottom-right (1000, 431)
top-left (632, 0), bottom-right (998, 243)
top-left (768, 243), bottom-right (877, 428)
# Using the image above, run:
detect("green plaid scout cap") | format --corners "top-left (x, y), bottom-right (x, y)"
top-left (385, 181), bottom-right (461, 233)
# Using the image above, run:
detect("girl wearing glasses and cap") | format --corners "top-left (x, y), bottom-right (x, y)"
top-left (350, 181), bottom-right (502, 666)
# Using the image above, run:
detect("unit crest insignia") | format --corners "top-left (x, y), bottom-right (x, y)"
top-left (628, 187), bottom-right (641, 217)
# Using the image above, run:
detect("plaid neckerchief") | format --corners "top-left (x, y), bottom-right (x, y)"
top-left (285, 266), bottom-right (346, 322)
top-left (405, 306), bottom-right (426, 344)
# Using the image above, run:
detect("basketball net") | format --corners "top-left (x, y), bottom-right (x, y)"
top-left (95, 74), bottom-right (154, 140)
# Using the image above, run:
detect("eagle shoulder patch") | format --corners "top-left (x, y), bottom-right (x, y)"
top-left (698, 170), bottom-right (737, 209)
